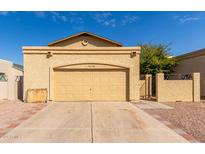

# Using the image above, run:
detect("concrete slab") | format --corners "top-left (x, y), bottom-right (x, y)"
top-left (0, 102), bottom-right (91, 143)
top-left (0, 102), bottom-right (187, 143)
top-left (134, 100), bottom-right (173, 109)
top-left (92, 102), bottom-right (187, 143)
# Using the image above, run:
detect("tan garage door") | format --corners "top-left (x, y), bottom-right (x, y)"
top-left (54, 69), bottom-right (128, 101)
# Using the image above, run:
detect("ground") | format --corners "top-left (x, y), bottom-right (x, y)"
top-left (0, 100), bottom-right (47, 138)
top-left (0, 101), bottom-right (186, 143)
top-left (138, 101), bottom-right (205, 143)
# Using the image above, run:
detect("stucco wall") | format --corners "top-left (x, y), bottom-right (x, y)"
top-left (156, 73), bottom-right (200, 102)
top-left (0, 59), bottom-right (23, 100)
top-left (23, 47), bottom-right (140, 102)
top-left (175, 55), bottom-right (205, 97)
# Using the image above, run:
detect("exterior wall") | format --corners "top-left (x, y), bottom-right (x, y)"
top-left (0, 81), bottom-right (7, 99)
top-left (50, 35), bottom-right (120, 47)
top-left (156, 73), bottom-right (200, 102)
top-left (175, 54), bottom-right (205, 97)
top-left (23, 48), bottom-right (140, 102)
top-left (0, 59), bottom-right (23, 100)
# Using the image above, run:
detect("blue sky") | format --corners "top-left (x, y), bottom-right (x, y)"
top-left (0, 11), bottom-right (205, 64)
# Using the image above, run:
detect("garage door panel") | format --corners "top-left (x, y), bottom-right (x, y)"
top-left (54, 69), bottom-right (128, 101)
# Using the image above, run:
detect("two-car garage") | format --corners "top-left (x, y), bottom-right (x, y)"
top-left (54, 68), bottom-right (129, 101)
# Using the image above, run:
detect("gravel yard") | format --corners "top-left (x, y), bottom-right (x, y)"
top-left (144, 102), bottom-right (205, 142)
top-left (0, 100), bottom-right (47, 138)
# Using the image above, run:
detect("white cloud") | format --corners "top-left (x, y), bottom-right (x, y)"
top-left (34, 11), bottom-right (83, 24)
top-left (104, 18), bottom-right (116, 27)
top-left (174, 14), bottom-right (202, 24)
top-left (50, 11), bottom-right (60, 22)
top-left (0, 11), bottom-right (10, 16)
top-left (33, 12), bottom-right (139, 27)
top-left (67, 12), bottom-right (83, 24)
top-left (34, 11), bottom-right (46, 18)
top-left (90, 12), bottom-right (139, 27)
top-left (121, 14), bottom-right (139, 26)
top-left (91, 12), bottom-right (112, 23)
top-left (90, 12), bottom-right (116, 27)
top-left (61, 15), bottom-right (67, 22)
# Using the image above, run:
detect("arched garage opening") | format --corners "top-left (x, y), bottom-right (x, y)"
top-left (53, 63), bottom-right (129, 102)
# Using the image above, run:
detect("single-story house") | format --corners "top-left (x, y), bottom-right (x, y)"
top-left (175, 48), bottom-right (205, 99)
top-left (23, 32), bottom-right (141, 102)
top-left (0, 59), bottom-right (23, 100)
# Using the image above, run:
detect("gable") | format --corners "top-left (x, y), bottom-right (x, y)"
top-left (48, 32), bottom-right (122, 47)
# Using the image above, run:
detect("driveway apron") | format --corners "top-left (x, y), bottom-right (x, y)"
top-left (0, 102), bottom-right (188, 143)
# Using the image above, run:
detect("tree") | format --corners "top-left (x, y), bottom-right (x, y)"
top-left (140, 43), bottom-right (177, 75)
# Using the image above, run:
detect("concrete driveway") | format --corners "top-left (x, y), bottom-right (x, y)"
top-left (0, 102), bottom-right (188, 143)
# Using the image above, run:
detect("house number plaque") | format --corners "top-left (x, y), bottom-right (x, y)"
top-left (88, 65), bottom-right (95, 68)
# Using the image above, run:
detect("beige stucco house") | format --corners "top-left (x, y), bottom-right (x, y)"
top-left (176, 48), bottom-right (205, 98)
top-left (23, 32), bottom-right (141, 102)
top-left (0, 59), bottom-right (23, 100)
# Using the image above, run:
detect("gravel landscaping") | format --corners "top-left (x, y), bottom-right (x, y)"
top-left (144, 102), bottom-right (205, 142)
top-left (0, 100), bottom-right (47, 138)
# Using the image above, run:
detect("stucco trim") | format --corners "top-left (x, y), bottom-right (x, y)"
top-left (53, 63), bottom-right (129, 70)
top-left (23, 46), bottom-right (141, 54)
top-left (47, 32), bottom-right (123, 47)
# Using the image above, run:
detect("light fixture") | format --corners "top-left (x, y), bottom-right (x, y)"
top-left (131, 51), bottom-right (136, 57)
top-left (47, 51), bottom-right (53, 58)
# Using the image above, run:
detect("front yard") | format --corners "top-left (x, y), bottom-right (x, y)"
top-left (0, 100), bottom-right (47, 138)
top-left (144, 102), bottom-right (205, 142)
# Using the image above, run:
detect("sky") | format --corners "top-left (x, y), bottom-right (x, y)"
top-left (0, 11), bottom-right (205, 65)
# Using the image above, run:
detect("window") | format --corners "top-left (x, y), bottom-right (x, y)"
top-left (0, 73), bottom-right (8, 82)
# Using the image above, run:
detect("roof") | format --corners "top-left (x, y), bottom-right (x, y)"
top-left (176, 48), bottom-right (205, 61)
top-left (0, 59), bottom-right (23, 71)
top-left (13, 63), bottom-right (23, 71)
top-left (0, 58), bottom-right (12, 64)
top-left (48, 32), bottom-right (123, 47)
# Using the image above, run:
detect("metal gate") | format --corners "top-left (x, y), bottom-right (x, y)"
top-left (152, 75), bottom-right (156, 97)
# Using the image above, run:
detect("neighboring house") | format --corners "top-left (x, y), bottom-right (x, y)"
top-left (23, 32), bottom-right (141, 102)
top-left (0, 59), bottom-right (23, 100)
top-left (175, 48), bottom-right (205, 99)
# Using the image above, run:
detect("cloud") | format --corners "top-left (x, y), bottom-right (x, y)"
top-left (34, 11), bottom-right (46, 18)
top-left (0, 11), bottom-right (10, 16)
top-left (50, 12), bottom-right (83, 23)
top-left (61, 15), bottom-right (67, 22)
top-left (33, 11), bottom-right (66, 22)
top-left (67, 12), bottom-right (84, 24)
top-left (33, 12), bottom-right (139, 28)
top-left (173, 14), bottom-right (202, 24)
top-left (121, 14), bottom-right (139, 26)
top-left (91, 12), bottom-right (112, 23)
top-left (104, 18), bottom-right (116, 27)
top-left (90, 12), bottom-right (116, 27)
top-left (50, 11), bottom-right (61, 22)
top-left (90, 12), bottom-right (139, 28)
top-left (34, 11), bottom-right (83, 24)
